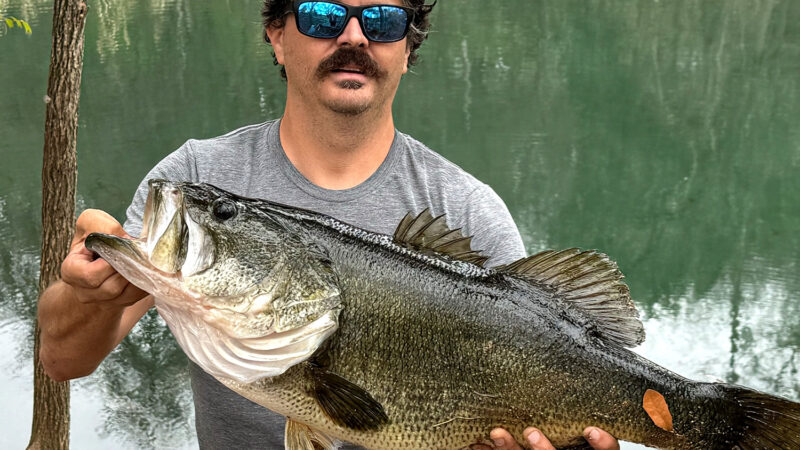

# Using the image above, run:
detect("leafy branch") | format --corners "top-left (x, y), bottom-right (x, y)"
top-left (1, 15), bottom-right (32, 35)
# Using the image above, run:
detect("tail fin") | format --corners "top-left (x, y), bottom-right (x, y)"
top-left (725, 385), bottom-right (800, 449)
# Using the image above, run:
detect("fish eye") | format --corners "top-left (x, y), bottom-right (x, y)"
top-left (212, 199), bottom-right (237, 221)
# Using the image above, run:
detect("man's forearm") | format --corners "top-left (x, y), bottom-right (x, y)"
top-left (38, 280), bottom-right (145, 381)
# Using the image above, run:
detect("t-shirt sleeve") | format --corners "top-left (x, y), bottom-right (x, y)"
top-left (123, 141), bottom-right (198, 237)
top-left (458, 184), bottom-right (526, 267)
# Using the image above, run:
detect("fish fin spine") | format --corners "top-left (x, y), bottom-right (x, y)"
top-left (393, 209), bottom-right (489, 267)
top-left (497, 249), bottom-right (645, 348)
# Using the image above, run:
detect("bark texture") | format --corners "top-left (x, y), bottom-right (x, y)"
top-left (29, 1), bottom-right (88, 449)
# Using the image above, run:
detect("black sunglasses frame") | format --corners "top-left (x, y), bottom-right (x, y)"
top-left (292, 1), bottom-right (415, 43)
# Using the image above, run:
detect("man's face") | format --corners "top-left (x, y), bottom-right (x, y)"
top-left (267, 0), bottom-right (412, 116)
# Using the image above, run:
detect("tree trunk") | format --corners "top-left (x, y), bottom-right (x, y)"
top-left (29, 1), bottom-right (88, 449)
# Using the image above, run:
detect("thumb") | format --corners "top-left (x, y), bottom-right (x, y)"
top-left (74, 209), bottom-right (126, 242)
top-left (584, 427), bottom-right (620, 450)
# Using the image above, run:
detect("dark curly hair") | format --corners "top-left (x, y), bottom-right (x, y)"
top-left (262, 1), bottom-right (436, 79)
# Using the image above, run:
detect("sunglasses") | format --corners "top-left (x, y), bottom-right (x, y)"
top-left (292, 1), bottom-right (414, 43)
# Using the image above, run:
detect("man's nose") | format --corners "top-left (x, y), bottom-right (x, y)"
top-left (336, 16), bottom-right (368, 47)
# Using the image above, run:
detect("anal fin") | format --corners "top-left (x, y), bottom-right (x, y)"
top-left (285, 419), bottom-right (338, 450)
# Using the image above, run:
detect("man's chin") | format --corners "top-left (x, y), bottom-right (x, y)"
top-left (326, 100), bottom-right (371, 116)
top-left (322, 89), bottom-right (375, 115)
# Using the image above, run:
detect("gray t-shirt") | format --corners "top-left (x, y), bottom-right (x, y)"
top-left (123, 119), bottom-right (526, 449)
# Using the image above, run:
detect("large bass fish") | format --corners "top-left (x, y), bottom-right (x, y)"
top-left (86, 180), bottom-right (800, 449)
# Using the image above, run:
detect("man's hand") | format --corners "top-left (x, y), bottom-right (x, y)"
top-left (489, 426), bottom-right (620, 450)
top-left (60, 209), bottom-right (146, 309)
top-left (38, 208), bottom-right (152, 381)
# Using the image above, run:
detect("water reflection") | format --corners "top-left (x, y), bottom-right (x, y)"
top-left (0, 190), bottom-right (196, 448)
top-left (0, 190), bottom-right (41, 340)
top-left (1, 0), bottom-right (799, 448)
top-left (636, 271), bottom-right (800, 401)
top-left (93, 310), bottom-right (194, 448)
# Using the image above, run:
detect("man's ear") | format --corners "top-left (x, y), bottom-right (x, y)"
top-left (403, 47), bottom-right (410, 74)
top-left (266, 25), bottom-right (285, 64)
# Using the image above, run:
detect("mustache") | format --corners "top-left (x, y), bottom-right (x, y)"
top-left (315, 47), bottom-right (386, 79)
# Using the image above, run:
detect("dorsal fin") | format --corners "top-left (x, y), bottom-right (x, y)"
top-left (497, 248), bottom-right (645, 348)
top-left (393, 209), bottom-right (490, 267)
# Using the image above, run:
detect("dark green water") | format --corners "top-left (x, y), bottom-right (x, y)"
top-left (1, 1), bottom-right (799, 448)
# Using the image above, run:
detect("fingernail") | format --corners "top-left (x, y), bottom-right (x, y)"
top-left (586, 428), bottom-right (599, 441)
top-left (527, 430), bottom-right (540, 444)
top-left (492, 438), bottom-right (505, 447)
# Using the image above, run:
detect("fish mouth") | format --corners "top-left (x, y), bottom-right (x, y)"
top-left (85, 180), bottom-right (215, 294)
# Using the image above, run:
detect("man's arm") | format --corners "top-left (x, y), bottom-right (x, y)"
top-left (38, 209), bottom-right (152, 381)
top-left (42, 140), bottom-right (197, 380)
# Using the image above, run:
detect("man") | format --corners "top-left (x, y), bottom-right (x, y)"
top-left (38, 1), bottom-right (619, 448)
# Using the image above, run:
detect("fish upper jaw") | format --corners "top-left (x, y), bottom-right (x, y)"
top-left (139, 179), bottom-right (216, 278)
top-left (142, 180), bottom-right (185, 273)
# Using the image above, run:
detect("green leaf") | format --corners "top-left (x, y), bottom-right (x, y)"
top-left (1, 16), bottom-right (32, 34)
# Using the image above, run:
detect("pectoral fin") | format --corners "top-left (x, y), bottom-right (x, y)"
top-left (285, 419), bottom-right (338, 450)
top-left (312, 369), bottom-right (388, 431)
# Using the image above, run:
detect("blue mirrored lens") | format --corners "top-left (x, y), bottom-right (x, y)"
top-left (297, 2), bottom-right (347, 38)
top-left (362, 6), bottom-right (408, 42)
